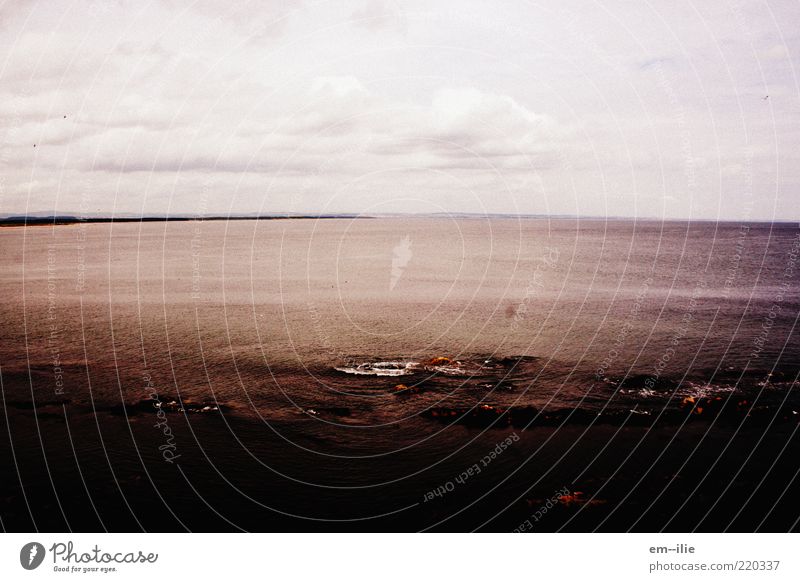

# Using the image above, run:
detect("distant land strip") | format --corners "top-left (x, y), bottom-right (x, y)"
top-left (0, 215), bottom-right (367, 226)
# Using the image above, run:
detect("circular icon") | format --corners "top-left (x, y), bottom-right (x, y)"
top-left (20, 542), bottom-right (46, 570)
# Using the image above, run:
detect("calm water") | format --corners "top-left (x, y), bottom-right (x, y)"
top-left (1, 218), bottom-right (799, 530)
top-left (3, 219), bottom-right (798, 412)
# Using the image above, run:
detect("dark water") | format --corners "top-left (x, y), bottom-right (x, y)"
top-left (1, 218), bottom-right (799, 531)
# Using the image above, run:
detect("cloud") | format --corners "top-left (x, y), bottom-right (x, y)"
top-left (762, 43), bottom-right (789, 61)
top-left (0, 0), bottom-right (798, 220)
top-left (350, 0), bottom-right (408, 34)
top-left (429, 88), bottom-right (552, 154)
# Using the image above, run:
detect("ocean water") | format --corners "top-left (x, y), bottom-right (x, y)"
top-left (1, 218), bottom-right (799, 531)
top-left (3, 218), bottom-right (798, 418)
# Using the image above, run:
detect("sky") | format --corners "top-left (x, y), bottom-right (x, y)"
top-left (0, 0), bottom-right (798, 220)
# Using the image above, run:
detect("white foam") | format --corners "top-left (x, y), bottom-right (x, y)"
top-left (335, 361), bottom-right (416, 376)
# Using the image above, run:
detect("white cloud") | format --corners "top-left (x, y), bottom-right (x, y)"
top-left (0, 0), bottom-right (798, 220)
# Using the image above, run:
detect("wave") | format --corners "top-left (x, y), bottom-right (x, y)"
top-left (334, 361), bottom-right (416, 376)
top-left (333, 355), bottom-right (539, 378)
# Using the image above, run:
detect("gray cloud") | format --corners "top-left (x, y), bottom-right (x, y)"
top-left (1, 0), bottom-right (798, 219)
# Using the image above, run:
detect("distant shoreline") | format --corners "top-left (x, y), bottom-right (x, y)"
top-left (0, 215), bottom-right (366, 227)
top-left (0, 215), bottom-right (797, 227)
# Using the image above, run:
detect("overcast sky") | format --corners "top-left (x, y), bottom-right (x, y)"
top-left (1, 0), bottom-right (798, 219)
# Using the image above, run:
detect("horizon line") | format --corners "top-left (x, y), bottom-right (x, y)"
top-left (1, 212), bottom-right (798, 225)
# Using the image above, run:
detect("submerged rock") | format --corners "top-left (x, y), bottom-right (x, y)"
top-left (393, 383), bottom-right (424, 395)
top-left (303, 407), bottom-right (352, 417)
top-left (112, 397), bottom-right (225, 416)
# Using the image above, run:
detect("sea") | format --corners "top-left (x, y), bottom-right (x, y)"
top-left (1, 218), bottom-right (798, 531)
